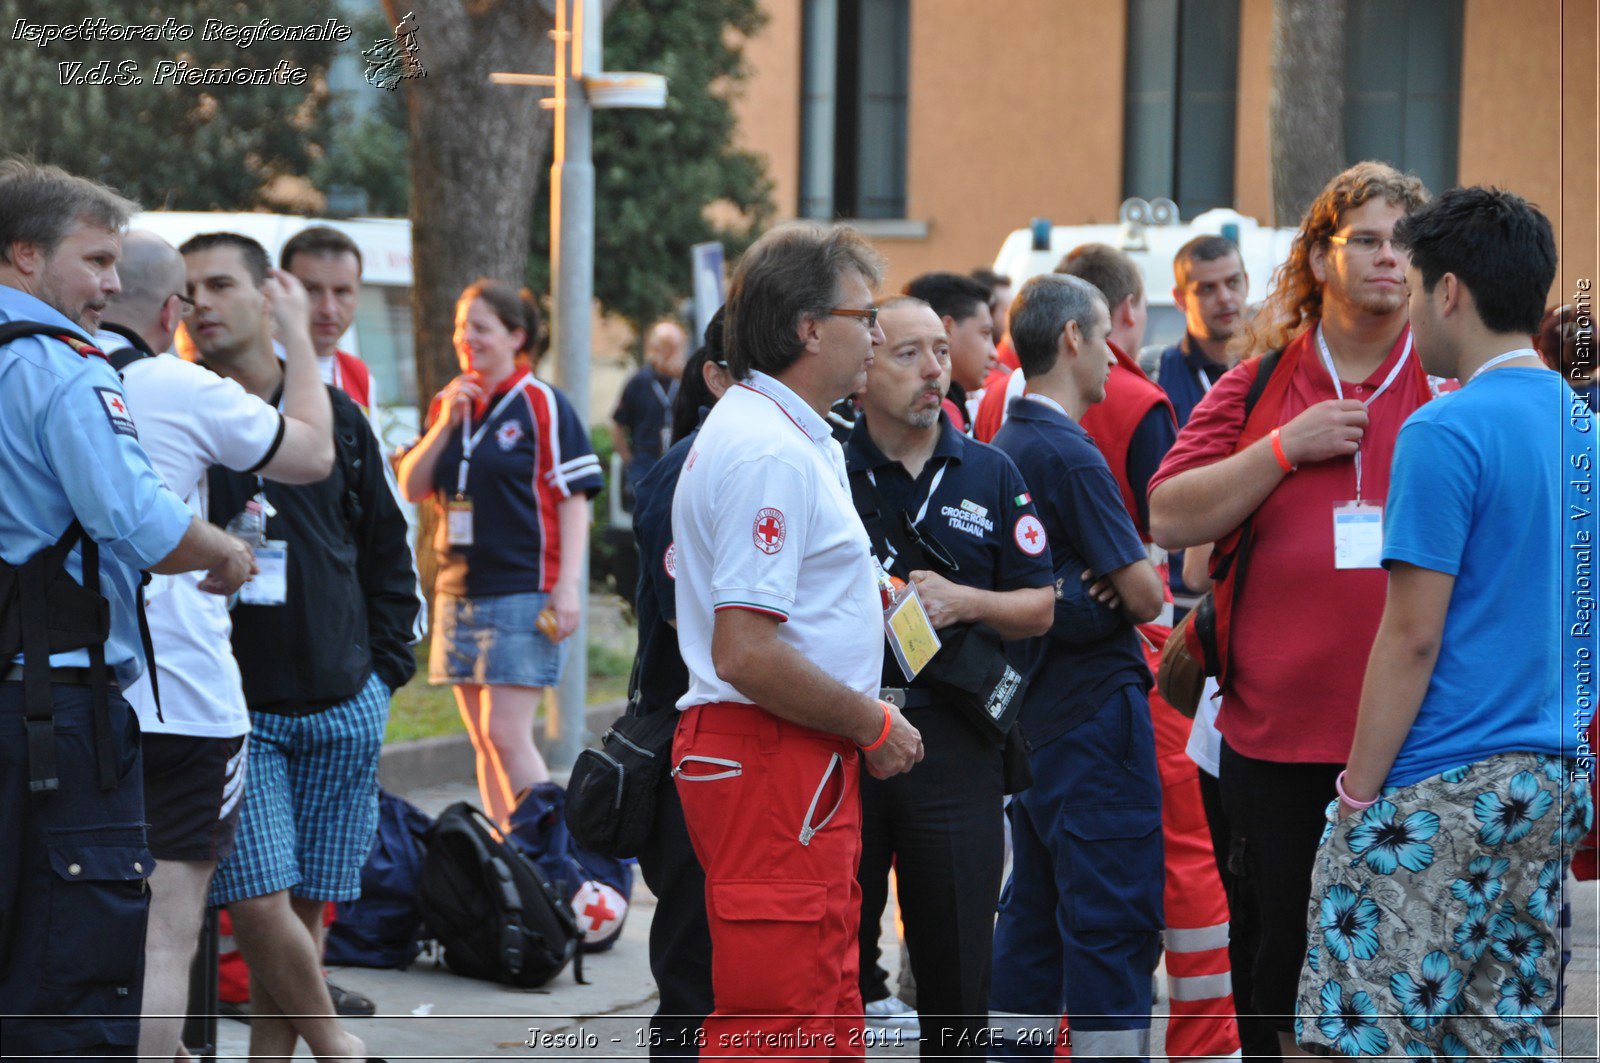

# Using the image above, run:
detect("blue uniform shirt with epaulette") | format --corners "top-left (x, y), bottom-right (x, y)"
top-left (844, 411), bottom-right (1055, 685)
top-left (0, 285), bottom-right (191, 687)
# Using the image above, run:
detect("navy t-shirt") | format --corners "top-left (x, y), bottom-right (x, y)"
top-left (1156, 336), bottom-right (1228, 605)
top-left (630, 424), bottom-right (699, 714)
top-left (845, 413), bottom-right (1055, 686)
top-left (428, 371), bottom-right (604, 597)
top-left (613, 366), bottom-right (678, 483)
top-left (991, 396), bottom-right (1151, 747)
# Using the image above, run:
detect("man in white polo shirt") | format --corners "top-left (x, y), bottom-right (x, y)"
top-left (93, 230), bottom-right (334, 1063)
top-left (671, 221), bottom-right (924, 1059)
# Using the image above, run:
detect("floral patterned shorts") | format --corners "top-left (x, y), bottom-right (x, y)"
top-left (1294, 751), bottom-right (1592, 1060)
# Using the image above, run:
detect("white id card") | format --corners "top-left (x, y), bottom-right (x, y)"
top-left (447, 497), bottom-right (474, 547)
top-left (883, 583), bottom-right (942, 682)
top-left (238, 540), bottom-right (288, 606)
top-left (1333, 502), bottom-right (1384, 570)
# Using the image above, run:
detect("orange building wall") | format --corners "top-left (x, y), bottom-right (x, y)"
top-left (1233, 0), bottom-right (1274, 225)
top-left (732, 2), bottom-right (803, 219)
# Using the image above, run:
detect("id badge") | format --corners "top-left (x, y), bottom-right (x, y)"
top-left (883, 582), bottom-right (942, 682)
top-left (660, 425), bottom-right (673, 455)
top-left (447, 496), bottom-right (474, 547)
top-left (1333, 501), bottom-right (1384, 570)
top-left (238, 540), bottom-right (288, 606)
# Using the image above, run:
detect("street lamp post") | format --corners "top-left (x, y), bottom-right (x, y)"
top-left (492, 0), bottom-right (666, 770)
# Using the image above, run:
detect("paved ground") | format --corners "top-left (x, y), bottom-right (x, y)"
top-left (210, 775), bottom-right (1600, 1061)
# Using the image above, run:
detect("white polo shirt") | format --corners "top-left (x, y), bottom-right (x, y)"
top-left (672, 370), bottom-right (883, 709)
top-left (102, 339), bottom-right (285, 738)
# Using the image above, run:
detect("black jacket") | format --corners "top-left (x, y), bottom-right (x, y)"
top-left (209, 386), bottom-right (420, 713)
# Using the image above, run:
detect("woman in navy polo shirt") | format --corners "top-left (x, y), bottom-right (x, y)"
top-left (399, 279), bottom-right (604, 825)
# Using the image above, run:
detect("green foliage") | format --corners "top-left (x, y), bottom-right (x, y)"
top-left (311, 90), bottom-right (410, 216)
top-left (526, 0), bottom-right (775, 332)
top-left (0, 0), bottom-right (343, 210)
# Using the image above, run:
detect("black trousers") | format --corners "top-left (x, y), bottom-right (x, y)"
top-left (1216, 739), bottom-right (1341, 1039)
top-left (857, 703), bottom-right (1005, 1059)
top-left (1196, 766), bottom-right (1279, 1059)
top-left (635, 767), bottom-right (714, 1060)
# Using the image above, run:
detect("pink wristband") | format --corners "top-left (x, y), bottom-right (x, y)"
top-left (1335, 770), bottom-right (1378, 810)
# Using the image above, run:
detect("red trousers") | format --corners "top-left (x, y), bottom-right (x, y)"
top-left (674, 703), bottom-right (866, 1061)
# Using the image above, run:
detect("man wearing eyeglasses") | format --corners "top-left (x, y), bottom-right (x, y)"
top-left (844, 296), bottom-right (1053, 1057)
top-left (93, 228), bottom-right (336, 1063)
top-left (670, 221), bottom-right (924, 1059)
top-left (1148, 162), bottom-right (1440, 1058)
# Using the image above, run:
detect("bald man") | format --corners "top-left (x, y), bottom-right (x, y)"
top-left (96, 231), bottom-right (336, 1062)
top-left (613, 319), bottom-right (689, 505)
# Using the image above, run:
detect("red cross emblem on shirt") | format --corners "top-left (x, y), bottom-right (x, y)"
top-left (753, 507), bottom-right (786, 554)
top-left (582, 893), bottom-right (617, 932)
top-left (106, 394), bottom-right (127, 416)
top-left (1013, 514), bottom-right (1046, 557)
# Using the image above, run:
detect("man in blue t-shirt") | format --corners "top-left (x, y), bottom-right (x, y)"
top-left (1294, 187), bottom-right (1594, 1060)
top-left (988, 274), bottom-right (1166, 1062)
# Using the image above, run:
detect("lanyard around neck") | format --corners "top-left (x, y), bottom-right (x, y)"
top-left (866, 459), bottom-right (949, 530)
top-left (457, 371), bottom-right (528, 494)
top-left (1468, 348), bottom-right (1541, 383)
top-left (1315, 326), bottom-right (1412, 502)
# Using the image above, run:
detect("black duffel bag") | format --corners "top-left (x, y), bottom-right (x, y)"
top-left (564, 706), bottom-right (678, 859)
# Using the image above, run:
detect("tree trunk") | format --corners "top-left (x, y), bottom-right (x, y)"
top-left (1269, 0), bottom-right (1348, 226)
top-left (383, 0), bottom-right (556, 408)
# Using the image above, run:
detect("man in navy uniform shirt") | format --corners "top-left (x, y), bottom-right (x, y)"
top-left (613, 318), bottom-right (688, 505)
top-left (0, 161), bottom-right (254, 1058)
top-left (989, 274), bottom-right (1166, 1062)
top-left (845, 297), bottom-right (1053, 1057)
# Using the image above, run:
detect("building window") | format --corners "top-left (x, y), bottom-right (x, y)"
top-left (800, 0), bottom-right (909, 220)
top-left (1344, 0), bottom-right (1461, 194)
top-left (1123, 0), bottom-right (1240, 217)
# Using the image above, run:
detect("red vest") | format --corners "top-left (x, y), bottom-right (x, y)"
top-left (331, 348), bottom-right (372, 411)
top-left (1079, 342), bottom-right (1175, 540)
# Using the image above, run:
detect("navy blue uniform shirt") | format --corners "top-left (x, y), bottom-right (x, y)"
top-left (991, 396), bottom-right (1150, 747)
top-left (845, 412), bottom-right (1054, 686)
top-left (427, 371), bottom-right (604, 598)
top-left (630, 421), bottom-right (701, 714)
top-left (613, 366), bottom-right (678, 486)
top-left (1156, 335), bottom-right (1229, 605)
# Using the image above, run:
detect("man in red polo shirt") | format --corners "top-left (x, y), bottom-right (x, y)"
top-left (1148, 161), bottom-right (1434, 1059)
top-left (280, 226), bottom-right (377, 418)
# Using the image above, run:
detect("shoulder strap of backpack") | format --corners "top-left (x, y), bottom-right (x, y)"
top-left (0, 321), bottom-right (108, 362)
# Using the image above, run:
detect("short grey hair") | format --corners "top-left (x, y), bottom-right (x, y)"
top-left (724, 221), bottom-right (886, 380)
top-left (1008, 274), bottom-right (1105, 378)
top-left (0, 159), bottom-right (139, 264)
top-left (105, 230), bottom-right (183, 324)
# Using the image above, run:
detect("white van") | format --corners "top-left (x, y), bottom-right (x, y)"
top-left (991, 199), bottom-right (1298, 357)
top-left (131, 211), bottom-right (418, 452)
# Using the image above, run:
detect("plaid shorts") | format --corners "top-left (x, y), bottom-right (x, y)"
top-left (208, 672), bottom-right (390, 906)
top-left (1294, 751), bottom-right (1592, 1060)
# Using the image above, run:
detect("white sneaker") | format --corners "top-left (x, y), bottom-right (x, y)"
top-left (864, 994), bottom-right (920, 1036)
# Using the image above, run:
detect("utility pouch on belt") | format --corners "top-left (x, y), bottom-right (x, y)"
top-left (565, 654), bottom-right (679, 858)
top-left (847, 469), bottom-right (1030, 748)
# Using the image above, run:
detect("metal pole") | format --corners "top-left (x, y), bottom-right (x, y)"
top-left (549, 0), bottom-right (596, 769)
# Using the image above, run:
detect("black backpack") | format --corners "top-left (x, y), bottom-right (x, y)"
top-left (418, 802), bottom-right (583, 988)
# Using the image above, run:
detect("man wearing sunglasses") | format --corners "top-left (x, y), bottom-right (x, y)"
top-left (93, 229), bottom-right (336, 1063)
top-left (844, 296), bottom-right (1054, 1057)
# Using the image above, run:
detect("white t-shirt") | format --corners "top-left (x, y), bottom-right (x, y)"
top-left (103, 339), bottom-right (285, 737)
top-left (672, 371), bottom-right (883, 710)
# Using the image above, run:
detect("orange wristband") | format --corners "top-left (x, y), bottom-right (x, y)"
top-left (1270, 428), bottom-right (1296, 473)
top-left (861, 701), bottom-right (893, 752)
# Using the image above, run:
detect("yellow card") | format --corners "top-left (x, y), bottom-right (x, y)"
top-left (885, 584), bottom-right (942, 682)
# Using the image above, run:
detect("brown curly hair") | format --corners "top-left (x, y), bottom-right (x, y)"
top-left (1235, 161), bottom-right (1428, 359)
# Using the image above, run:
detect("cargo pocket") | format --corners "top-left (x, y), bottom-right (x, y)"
top-left (39, 826), bottom-right (152, 1010)
top-left (1059, 804), bottom-right (1163, 931)
top-left (708, 879), bottom-right (828, 1013)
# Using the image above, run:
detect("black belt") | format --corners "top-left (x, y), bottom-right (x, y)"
top-left (1, 664), bottom-right (118, 689)
top-left (878, 687), bottom-right (935, 710)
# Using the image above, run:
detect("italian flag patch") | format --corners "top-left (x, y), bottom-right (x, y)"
top-left (1014, 492), bottom-right (1031, 506)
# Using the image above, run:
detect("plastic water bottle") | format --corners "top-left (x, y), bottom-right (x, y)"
top-left (223, 499), bottom-right (267, 610)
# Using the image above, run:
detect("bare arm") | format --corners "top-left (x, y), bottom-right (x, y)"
top-left (396, 375), bottom-right (483, 502)
top-left (547, 493), bottom-right (589, 642)
top-left (1182, 542), bottom-right (1214, 594)
top-left (148, 515), bottom-right (256, 594)
top-left (1148, 399), bottom-right (1370, 549)
top-left (712, 607), bottom-right (924, 778)
top-left (1102, 558), bottom-right (1166, 623)
top-left (906, 571), bottom-right (1053, 640)
top-left (256, 269), bottom-right (334, 484)
top-left (1337, 563), bottom-right (1453, 815)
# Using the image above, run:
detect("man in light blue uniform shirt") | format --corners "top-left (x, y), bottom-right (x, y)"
top-left (0, 160), bottom-right (255, 1058)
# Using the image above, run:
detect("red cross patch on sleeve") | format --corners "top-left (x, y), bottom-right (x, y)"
top-left (752, 507), bottom-right (786, 554)
top-left (94, 386), bottom-right (139, 438)
top-left (1013, 514), bottom-right (1046, 556)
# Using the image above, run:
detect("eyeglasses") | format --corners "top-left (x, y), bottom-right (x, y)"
top-left (169, 292), bottom-right (197, 317)
top-left (825, 306), bottom-right (879, 329)
top-left (1327, 233), bottom-right (1407, 258)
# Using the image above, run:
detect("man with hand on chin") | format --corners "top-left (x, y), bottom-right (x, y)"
top-left (1295, 187), bottom-right (1589, 1059)
top-left (845, 296), bottom-right (1053, 1056)
top-left (670, 222), bottom-right (923, 1060)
